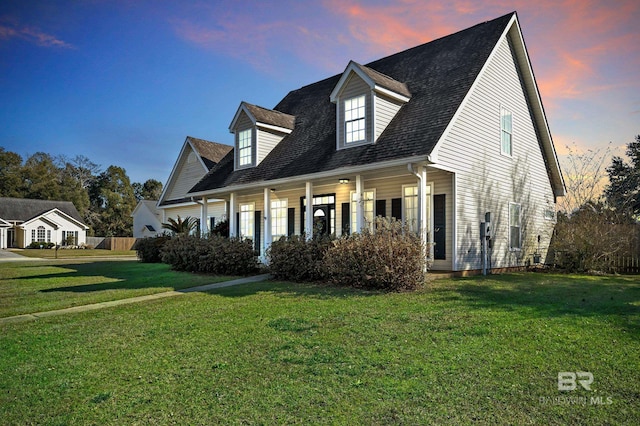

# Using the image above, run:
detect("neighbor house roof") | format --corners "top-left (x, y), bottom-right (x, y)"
top-left (190, 12), bottom-right (563, 197)
top-left (0, 197), bottom-right (85, 224)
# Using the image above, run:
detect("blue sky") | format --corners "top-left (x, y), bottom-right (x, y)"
top-left (1, 0), bottom-right (638, 184)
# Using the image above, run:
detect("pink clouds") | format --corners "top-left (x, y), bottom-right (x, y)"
top-left (0, 18), bottom-right (73, 49)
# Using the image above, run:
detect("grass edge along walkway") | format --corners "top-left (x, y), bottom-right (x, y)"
top-left (0, 274), bottom-right (272, 324)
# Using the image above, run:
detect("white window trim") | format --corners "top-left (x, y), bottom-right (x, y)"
top-left (270, 198), bottom-right (288, 240)
top-left (239, 202), bottom-right (255, 239)
top-left (500, 105), bottom-right (513, 157)
top-left (344, 95), bottom-right (366, 145)
top-left (509, 202), bottom-right (522, 251)
top-left (350, 189), bottom-right (375, 233)
top-left (237, 128), bottom-right (253, 168)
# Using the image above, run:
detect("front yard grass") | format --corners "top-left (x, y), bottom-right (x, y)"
top-left (12, 248), bottom-right (137, 258)
top-left (0, 260), bottom-right (235, 317)
top-left (0, 270), bottom-right (639, 424)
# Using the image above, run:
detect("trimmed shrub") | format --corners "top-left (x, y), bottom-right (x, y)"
top-left (267, 234), bottom-right (334, 282)
top-left (27, 241), bottom-right (55, 249)
top-left (198, 235), bottom-right (259, 275)
top-left (136, 236), bottom-right (171, 263)
top-left (160, 234), bottom-right (208, 272)
top-left (324, 218), bottom-right (427, 291)
top-left (161, 234), bottom-right (259, 275)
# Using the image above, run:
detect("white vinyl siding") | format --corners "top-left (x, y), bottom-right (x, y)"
top-left (164, 145), bottom-right (208, 201)
top-left (256, 127), bottom-right (286, 165)
top-left (271, 199), bottom-right (287, 240)
top-left (374, 94), bottom-right (404, 140)
top-left (436, 34), bottom-right (557, 270)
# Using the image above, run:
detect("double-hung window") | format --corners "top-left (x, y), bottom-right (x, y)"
top-left (271, 199), bottom-right (288, 240)
top-left (403, 185), bottom-right (418, 233)
top-left (501, 107), bottom-right (512, 156)
top-left (509, 202), bottom-right (521, 250)
top-left (238, 129), bottom-right (252, 167)
top-left (239, 203), bottom-right (254, 239)
top-left (37, 226), bottom-right (46, 242)
top-left (351, 190), bottom-right (374, 233)
top-left (345, 95), bottom-right (366, 144)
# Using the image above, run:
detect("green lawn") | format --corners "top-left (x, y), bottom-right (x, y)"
top-left (13, 248), bottom-right (137, 258)
top-left (0, 260), bottom-right (235, 317)
top-left (1, 268), bottom-right (639, 424)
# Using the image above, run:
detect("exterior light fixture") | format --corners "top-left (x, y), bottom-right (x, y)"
top-left (339, 178), bottom-right (350, 184)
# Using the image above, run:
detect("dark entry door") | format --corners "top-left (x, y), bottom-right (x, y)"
top-left (434, 194), bottom-right (446, 260)
top-left (313, 206), bottom-right (329, 236)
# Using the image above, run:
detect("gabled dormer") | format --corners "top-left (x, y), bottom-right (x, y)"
top-left (330, 61), bottom-right (411, 150)
top-left (229, 102), bottom-right (295, 170)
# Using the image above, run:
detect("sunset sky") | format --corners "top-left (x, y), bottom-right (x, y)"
top-left (1, 0), bottom-right (638, 184)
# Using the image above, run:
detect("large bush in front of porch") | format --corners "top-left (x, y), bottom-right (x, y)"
top-left (267, 234), bottom-right (334, 282)
top-left (324, 218), bottom-right (428, 291)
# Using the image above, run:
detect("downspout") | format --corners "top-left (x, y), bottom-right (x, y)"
top-left (191, 196), bottom-right (207, 236)
top-left (408, 163), bottom-right (429, 270)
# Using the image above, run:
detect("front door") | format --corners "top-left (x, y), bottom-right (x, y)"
top-left (313, 206), bottom-right (329, 236)
top-left (7, 229), bottom-right (15, 248)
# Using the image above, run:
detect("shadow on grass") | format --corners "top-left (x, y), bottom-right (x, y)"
top-left (437, 273), bottom-right (640, 336)
top-left (32, 261), bottom-right (224, 293)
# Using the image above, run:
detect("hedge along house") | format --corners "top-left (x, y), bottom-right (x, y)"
top-left (187, 12), bottom-right (565, 272)
top-left (0, 198), bottom-right (89, 249)
top-left (157, 136), bottom-right (233, 233)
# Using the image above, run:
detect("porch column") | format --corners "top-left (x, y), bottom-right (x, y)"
top-left (355, 174), bottom-right (363, 233)
top-left (305, 181), bottom-right (313, 240)
top-left (229, 192), bottom-right (237, 238)
top-left (263, 188), bottom-right (272, 255)
top-left (200, 196), bottom-right (208, 236)
top-left (417, 165), bottom-right (429, 258)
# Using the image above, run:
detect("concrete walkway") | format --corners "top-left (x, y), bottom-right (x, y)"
top-left (0, 249), bottom-right (45, 261)
top-left (0, 274), bottom-right (272, 324)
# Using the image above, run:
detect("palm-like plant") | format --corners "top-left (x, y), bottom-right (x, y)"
top-left (162, 215), bottom-right (198, 235)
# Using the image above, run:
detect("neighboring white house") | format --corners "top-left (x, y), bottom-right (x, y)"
top-left (0, 198), bottom-right (89, 249)
top-left (158, 136), bottom-right (232, 234)
top-left (180, 12), bottom-right (564, 272)
top-left (131, 200), bottom-right (163, 238)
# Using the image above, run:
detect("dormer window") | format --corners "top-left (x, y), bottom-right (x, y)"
top-left (229, 102), bottom-right (295, 171)
top-left (345, 95), bottom-right (366, 144)
top-left (238, 129), bottom-right (252, 167)
top-left (330, 61), bottom-right (411, 151)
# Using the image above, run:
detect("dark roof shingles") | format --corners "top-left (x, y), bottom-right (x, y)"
top-left (191, 13), bottom-right (513, 193)
top-left (187, 137), bottom-right (233, 170)
top-left (0, 198), bottom-right (85, 224)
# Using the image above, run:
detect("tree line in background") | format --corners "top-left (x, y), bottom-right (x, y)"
top-left (552, 134), bottom-right (640, 272)
top-left (0, 148), bottom-right (163, 237)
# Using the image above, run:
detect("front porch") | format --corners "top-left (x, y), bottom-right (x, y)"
top-left (194, 163), bottom-right (455, 271)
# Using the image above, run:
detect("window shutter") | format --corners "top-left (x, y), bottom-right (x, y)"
top-left (287, 208), bottom-right (295, 236)
top-left (434, 194), bottom-right (446, 260)
top-left (254, 211), bottom-right (261, 255)
top-left (376, 200), bottom-right (386, 218)
top-left (341, 202), bottom-right (350, 235)
top-left (391, 198), bottom-right (402, 220)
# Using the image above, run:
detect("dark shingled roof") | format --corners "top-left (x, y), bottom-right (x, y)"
top-left (352, 62), bottom-right (411, 98)
top-left (243, 102), bottom-right (295, 130)
top-left (191, 13), bottom-right (514, 193)
top-left (188, 137), bottom-right (233, 170)
top-left (0, 197), bottom-right (86, 224)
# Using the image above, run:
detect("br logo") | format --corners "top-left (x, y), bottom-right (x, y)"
top-left (558, 372), bottom-right (593, 391)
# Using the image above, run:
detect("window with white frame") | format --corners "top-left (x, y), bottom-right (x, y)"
top-left (501, 106), bottom-right (512, 156)
top-left (47, 230), bottom-right (51, 243)
top-left (509, 202), bottom-right (521, 250)
top-left (345, 95), bottom-right (366, 144)
top-left (238, 129), bottom-right (252, 167)
top-left (403, 185), bottom-right (418, 232)
top-left (351, 190), bottom-right (374, 233)
top-left (239, 203), bottom-right (254, 239)
top-left (37, 226), bottom-right (46, 242)
top-left (271, 199), bottom-right (288, 240)
top-left (31, 229), bottom-right (35, 243)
